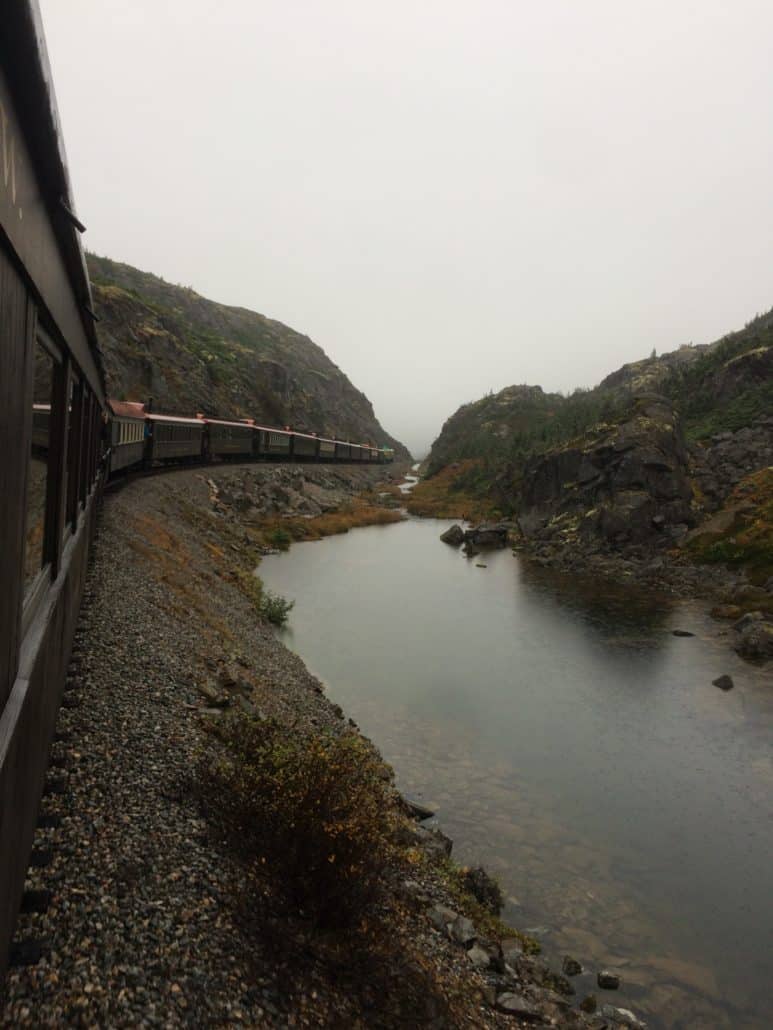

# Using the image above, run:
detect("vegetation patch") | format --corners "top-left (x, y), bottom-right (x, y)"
top-left (686, 468), bottom-right (773, 585)
top-left (406, 460), bottom-right (500, 519)
top-left (198, 713), bottom-right (403, 927)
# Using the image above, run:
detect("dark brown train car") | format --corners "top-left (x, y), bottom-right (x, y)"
top-left (0, 2), bottom-right (106, 975)
top-left (146, 412), bottom-right (205, 463)
top-left (108, 399), bottom-right (146, 475)
top-left (335, 440), bottom-right (351, 461)
top-left (291, 431), bottom-right (319, 460)
top-left (318, 437), bottom-right (336, 461)
top-left (204, 417), bottom-right (255, 459)
top-left (262, 426), bottom-right (292, 459)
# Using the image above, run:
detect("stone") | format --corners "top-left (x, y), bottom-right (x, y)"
top-left (451, 914), bottom-right (477, 947)
top-left (439, 524), bottom-right (465, 546)
top-left (672, 629), bottom-right (695, 637)
top-left (712, 675), bottom-right (734, 691)
top-left (415, 825), bottom-right (453, 859)
top-left (427, 905), bottom-right (458, 934)
top-left (500, 938), bottom-right (524, 967)
top-left (598, 969), bottom-right (621, 990)
top-left (461, 865), bottom-right (504, 914)
top-left (732, 610), bottom-right (765, 632)
top-left (579, 994), bottom-right (597, 1013)
top-left (495, 992), bottom-right (541, 1020)
top-left (466, 944), bottom-right (491, 970)
top-left (402, 797), bottom-right (435, 821)
top-left (601, 1003), bottom-right (647, 1027)
top-left (735, 620), bottom-right (773, 659)
top-left (562, 956), bottom-right (583, 976)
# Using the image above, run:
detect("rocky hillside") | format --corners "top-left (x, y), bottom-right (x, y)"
top-left (87, 255), bottom-right (410, 457)
top-left (426, 309), bottom-right (773, 479)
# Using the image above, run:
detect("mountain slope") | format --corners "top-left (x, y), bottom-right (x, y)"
top-left (425, 309), bottom-right (773, 479)
top-left (88, 254), bottom-right (410, 457)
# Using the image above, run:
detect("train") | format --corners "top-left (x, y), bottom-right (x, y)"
top-left (107, 400), bottom-right (394, 476)
top-left (0, 1), bottom-right (393, 977)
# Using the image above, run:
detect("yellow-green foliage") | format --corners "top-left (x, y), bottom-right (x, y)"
top-left (407, 461), bottom-right (498, 520)
top-left (199, 714), bottom-right (402, 926)
top-left (687, 468), bottom-right (773, 584)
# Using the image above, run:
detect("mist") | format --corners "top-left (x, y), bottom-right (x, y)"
top-left (40, 0), bottom-right (773, 457)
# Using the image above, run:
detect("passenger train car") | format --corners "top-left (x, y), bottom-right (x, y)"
top-left (0, 2), bottom-right (106, 975)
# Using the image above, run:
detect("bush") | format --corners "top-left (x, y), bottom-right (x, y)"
top-left (267, 526), bottom-right (292, 550)
top-left (199, 714), bottom-right (401, 926)
top-left (460, 865), bottom-right (504, 915)
top-left (258, 589), bottom-right (294, 626)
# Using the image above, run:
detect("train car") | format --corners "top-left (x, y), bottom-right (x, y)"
top-left (204, 417), bottom-right (254, 460)
top-left (318, 437), bottom-right (336, 461)
top-left (146, 412), bottom-right (206, 463)
top-left (335, 441), bottom-right (351, 461)
top-left (108, 399), bottom-right (146, 474)
top-left (291, 431), bottom-right (319, 460)
top-left (0, 3), bottom-right (106, 975)
top-left (262, 426), bottom-right (292, 459)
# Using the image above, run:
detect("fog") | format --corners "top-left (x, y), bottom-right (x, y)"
top-left (40, 1), bottom-right (773, 457)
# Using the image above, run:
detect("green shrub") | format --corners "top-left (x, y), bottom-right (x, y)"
top-left (199, 714), bottom-right (401, 926)
top-left (258, 589), bottom-right (294, 626)
top-left (267, 526), bottom-right (292, 550)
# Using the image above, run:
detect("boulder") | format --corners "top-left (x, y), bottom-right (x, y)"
top-left (439, 524), bottom-right (465, 546)
top-left (601, 1003), bottom-right (647, 1027)
top-left (597, 969), bottom-right (621, 990)
top-left (451, 914), bottom-right (476, 947)
top-left (495, 993), bottom-right (542, 1021)
top-left (562, 956), bottom-right (583, 976)
top-left (712, 675), bottom-right (734, 691)
top-left (735, 620), bottom-right (773, 659)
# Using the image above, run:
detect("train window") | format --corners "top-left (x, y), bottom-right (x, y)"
top-left (65, 375), bottom-right (79, 531)
top-left (24, 340), bottom-right (55, 595)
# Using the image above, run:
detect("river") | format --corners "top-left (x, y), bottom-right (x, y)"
top-left (258, 501), bottom-right (773, 1028)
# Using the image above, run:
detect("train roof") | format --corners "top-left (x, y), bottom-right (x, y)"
top-left (108, 399), bottom-right (146, 420)
top-left (146, 412), bottom-right (204, 427)
top-left (202, 417), bottom-right (255, 430)
top-left (1, 3), bottom-right (104, 403)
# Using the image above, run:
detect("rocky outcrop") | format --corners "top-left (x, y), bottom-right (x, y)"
top-left (690, 415), bottom-right (773, 512)
top-left (517, 395), bottom-right (693, 550)
top-left (439, 523), bottom-right (510, 553)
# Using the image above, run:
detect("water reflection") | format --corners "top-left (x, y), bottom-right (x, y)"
top-left (260, 516), bottom-right (773, 1029)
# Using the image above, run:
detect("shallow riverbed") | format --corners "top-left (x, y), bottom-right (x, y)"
top-left (259, 514), bottom-right (773, 1028)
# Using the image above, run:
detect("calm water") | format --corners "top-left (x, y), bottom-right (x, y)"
top-left (259, 514), bottom-right (773, 1028)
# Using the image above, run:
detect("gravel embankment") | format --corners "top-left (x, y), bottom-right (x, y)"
top-left (2, 463), bottom-right (603, 1028)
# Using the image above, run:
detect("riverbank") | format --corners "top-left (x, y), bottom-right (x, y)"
top-left (2, 464), bottom-right (614, 1027)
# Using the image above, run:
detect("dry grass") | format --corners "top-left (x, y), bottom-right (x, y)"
top-left (406, 461), bottom-right (498, 520)
top-left (255, 500), bottom-right (405, 547)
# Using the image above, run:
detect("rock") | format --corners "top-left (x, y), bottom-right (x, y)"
top-left (712, 675), bottom-right (734, 691)
top-left (733, 610), bottom-right (765, 632)
top-left (562, 956), bottom-right (583, 976)
top-left (601, 1003), bottom-right (647, 1027)
top-left (672, 629), bottom-right (695, 637)
top-left (735, 619), bottom-right (773, 659)
top-left (466, 944), bottom-right (491, 970)
top-left (451, 914), bottom-right (476, 947)
top-left (579, 994), bottom-right (597, 1013)
top-left (440, 524), bottom-right (465, 546)
top-left (402, 797), bottom-right (435, 822)
top-left (500, 939), bottom-right (524, 967)
top-left (415, 824), bottom-right (453, 859)
top-left (427, 904), bottom-right (458, 935)
top-left (495, 992), bottom-right (542, 1020)
top-left (597, 970), bottom-right (621, 990)
top-left (463, 523), bottom-right (509, 549)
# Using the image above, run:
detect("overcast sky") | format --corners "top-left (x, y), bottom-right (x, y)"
top-left (41, 1), bottom-right (773, 457)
